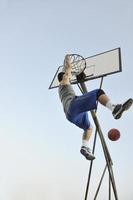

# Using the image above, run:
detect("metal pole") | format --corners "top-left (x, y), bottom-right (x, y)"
top-left (78, 81), bottom-right (119, 200)
top-left (91, 109), bottom-right (118, 200)
top-left (83, 77), bottom-right (105, 199)
top-left (109, 175), bottom-right (111, 200)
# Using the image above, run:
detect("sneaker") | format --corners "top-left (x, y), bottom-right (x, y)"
top-left (113, 98), bottom-right (133, 119)
top-left (80, 146), bottom-right (95, 160)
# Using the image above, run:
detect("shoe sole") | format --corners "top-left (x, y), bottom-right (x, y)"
top-left (115, 98), bottom-right (133, 119)
top-left (80, 149), bottom-right (95, 160)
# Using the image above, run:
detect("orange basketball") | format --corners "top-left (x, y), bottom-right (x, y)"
top-left (108, 128), bottom-right (120, 141)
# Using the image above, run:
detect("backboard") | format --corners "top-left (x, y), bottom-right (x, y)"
top-left (49, 48), bottom-right (122, 89)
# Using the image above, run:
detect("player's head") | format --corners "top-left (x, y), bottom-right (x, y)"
top-left (58, 72), bottom-right (65, 82)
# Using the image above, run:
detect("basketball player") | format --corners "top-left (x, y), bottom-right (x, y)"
top-left (58, 54), bottom-right (133, 160)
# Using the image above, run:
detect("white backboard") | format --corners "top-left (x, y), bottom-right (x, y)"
top-left (49, 48), bottom-right (122, 89)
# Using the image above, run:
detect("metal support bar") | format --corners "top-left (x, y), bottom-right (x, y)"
top-left (78, 81), bottom-right (119, 200)
top-left (94, 165), bottom-right (107, 200)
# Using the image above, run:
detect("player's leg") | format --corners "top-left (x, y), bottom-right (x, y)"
top-left (97, 91), bottom-right (133, 119)
top-left (80, 126), bottom-right (95, 160)
top-left (82, 126), bottom-right (92, 142)
top-left (97, 91), bottom-right (116, 112)
top-left (68, 89), bottom-right (132, 119)
top-left (74, 112), bottom-right (95, 160)
top-left (66, 112), bottom-right (95, 160)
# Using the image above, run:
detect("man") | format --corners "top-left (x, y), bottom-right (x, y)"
top-left (58, 54), bottom-right (133, 160)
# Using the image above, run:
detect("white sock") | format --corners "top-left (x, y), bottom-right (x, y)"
top-left (106, 100), bottom-right (115, 112)
top-left (82, 140), bottom-right (88, 147)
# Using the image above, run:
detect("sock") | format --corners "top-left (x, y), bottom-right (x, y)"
top-left (82, 140), bottom-right (88, 147)
top-left (106, 100), bottom-right (115, 112)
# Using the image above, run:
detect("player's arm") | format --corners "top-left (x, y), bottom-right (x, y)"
top-left (61, 55), bottom-right (72, 85)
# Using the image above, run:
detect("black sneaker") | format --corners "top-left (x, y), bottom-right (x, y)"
top-left (80, 146), bottom-right (95, 160)
top-left (113, 98), bottom-right (133, 119)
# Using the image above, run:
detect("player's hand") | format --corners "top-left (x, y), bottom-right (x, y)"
top-left (64, 54), bottom-right (71, 66)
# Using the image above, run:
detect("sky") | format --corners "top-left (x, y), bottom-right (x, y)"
top-left (0, 0), bottom-right (133, 199)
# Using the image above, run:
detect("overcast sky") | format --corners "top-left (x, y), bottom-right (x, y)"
top-left (0, 0), bottom-right (133, 199)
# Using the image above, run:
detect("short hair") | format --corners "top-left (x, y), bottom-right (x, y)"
top-left (58, 72), bottom-right (65, 82)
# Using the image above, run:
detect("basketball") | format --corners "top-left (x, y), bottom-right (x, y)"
top-left (108, 128), bottom-right (120, 141)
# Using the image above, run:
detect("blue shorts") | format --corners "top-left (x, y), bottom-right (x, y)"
top-left (65, 89), bottom-right (99, 131)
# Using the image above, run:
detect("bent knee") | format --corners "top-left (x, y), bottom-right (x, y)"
top-left (96, 89), bottom-right (105, 100)
top-left (86, 125), bottom-right (93, 133)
